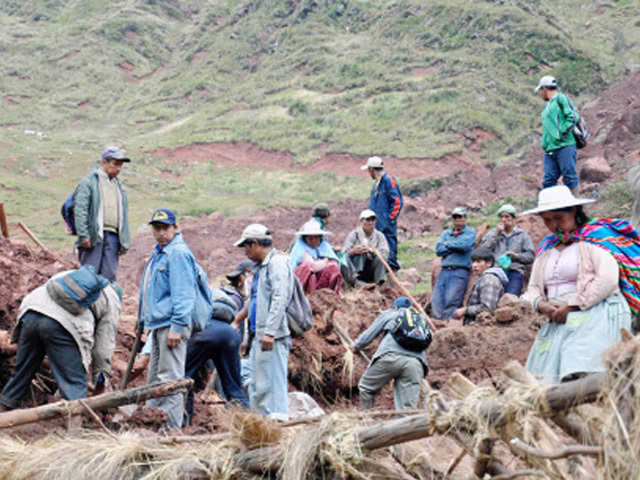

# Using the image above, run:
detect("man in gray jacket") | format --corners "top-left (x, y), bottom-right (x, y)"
top-left (74, 146), bottom-right (131, 281)
top-left (354, 297), bottom-right (429, 411)
top-left (0, 268), bottom-right (121, 425)
top-left (479, 204), bottom-right (534, 295)
top-left (235, 223), bottom-right (293, 420)
top-left (343, 209), bottom-right (389, 286)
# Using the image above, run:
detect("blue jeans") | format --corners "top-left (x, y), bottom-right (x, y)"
top-left (249, 335), bottom-right (291, 419)
top-left (0, 311), bottom-right (87, 408)
top-left (431, 267), bottom-right (470, 320)
top-left (542, 144), bottom-right (578, 190)
top-left (505, 270), bottom-right (524, 296)
top-left (184, 320), bottom-right (249, 422)
top-left (78, 231), bottom-right (120, 281)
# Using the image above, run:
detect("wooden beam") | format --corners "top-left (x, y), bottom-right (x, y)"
top-left (0, 378), bottom-right (193, 429)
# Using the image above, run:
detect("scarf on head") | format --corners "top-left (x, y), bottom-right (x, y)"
top-left (537, 217), bottom-right (640, 314)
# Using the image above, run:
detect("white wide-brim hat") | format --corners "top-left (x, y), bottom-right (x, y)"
top-left (295, 220), bottom-right (331, 236)
top-left (521, 185), bottom-right (595, 215)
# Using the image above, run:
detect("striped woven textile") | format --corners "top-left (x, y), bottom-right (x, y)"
top-left (537, 218), bottom-right (640, 315)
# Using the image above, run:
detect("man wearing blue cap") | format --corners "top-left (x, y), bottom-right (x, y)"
top-left (74, 146), bottom-right (131, 281)
top-left (353, 297), bottom-right (430, 410)
top-left (137, 208), bottom-right (198, 431)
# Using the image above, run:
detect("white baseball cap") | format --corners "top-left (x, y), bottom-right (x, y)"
top-left (360, 156), bottom-right (384, 170)
top-left (295, 220), bottom-right (331, 236)
top-left (359, 209), bottom-right (377, 220)
top-left (234, 223), bottom-right (272, 247)
top-left (535, 75), bottom-right (557, 93)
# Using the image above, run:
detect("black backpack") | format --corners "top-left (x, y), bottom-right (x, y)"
top-left (390, 307), bottom-right (433, 352)
top-left (61, 188), bottom-right (78, 235)
top-left (565, 95), bottom-right (589, 149)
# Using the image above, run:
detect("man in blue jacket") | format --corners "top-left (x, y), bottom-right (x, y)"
top-left (431, 207), bottom-right (476, 320)
top-left (137, 208), bottom-right (197, 431)
top-left (74, 146), bottom-right (131, 281)
top-left (362, 156), bottom-right (403, 271)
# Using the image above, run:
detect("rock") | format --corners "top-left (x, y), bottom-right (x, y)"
top-left (497, 293), bottom-right (519, 308)
top-left (495, 305), bottom-right (519, 324)
top-left (288, 391), bottom-right (325, 419)
top-left (399, 267), bottom-right (422, 286)
top-left (579, 156), bottom-right (612, 182)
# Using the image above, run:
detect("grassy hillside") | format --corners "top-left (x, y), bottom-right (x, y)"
top-left (0, 0), bottom-right (638, 247)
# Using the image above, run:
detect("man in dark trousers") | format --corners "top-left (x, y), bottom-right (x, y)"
top-left (74, 146), bottom-right (131, 281)
top-left (535, 76), bottom-right (579, 192)
top-left (0, 267), bottom-right (121, 429)
top-left (362, 156), bottom-right (403, 271)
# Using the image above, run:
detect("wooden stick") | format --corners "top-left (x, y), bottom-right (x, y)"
top-left (0, 202), bottom-right (8, 238)
top-left (79, 399), bottom-right (117, 439)
top-left (0, 378), bottom-right (193, 429)
top-left (370, 245), bottom-right (437, 332)
top-left (17, 221), bottom-right (54, 256)
top-left (121, 326), bottom-right (143, 390)
top-left (333, 318), bottom-right (371, 363)
top-left (509, 438), bottom-right (602, 459)
top-left (445, 448), bottom-right (468, 476)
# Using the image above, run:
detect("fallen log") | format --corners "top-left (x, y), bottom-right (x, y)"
top-left (0, 378), bottom-right (193, 429)
top-left (224, 372), bottom-right (608, 475)
top-left (358, 371), bottom-right (607, 451)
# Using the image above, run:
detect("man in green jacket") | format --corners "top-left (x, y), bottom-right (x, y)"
top-left (74, 146), bottom-right (131, 281)
top-left (535, 76), bottom-right (579, 193)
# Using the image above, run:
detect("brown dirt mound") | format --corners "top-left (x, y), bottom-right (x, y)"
top-left (0, 237), bottom-right (76, 331)
top-left (289, 286), bottom-right (542, 409)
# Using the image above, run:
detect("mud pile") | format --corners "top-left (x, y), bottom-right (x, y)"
top-left (0, 237), bottom-right (75, 330)
top-left (289, 286), bottom-right (542, 409)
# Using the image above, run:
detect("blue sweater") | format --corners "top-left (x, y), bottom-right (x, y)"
top-left (289, 236), bottom-right (339, 271)
top-left (138, 233), bottom-right (198, 333)
top-left (435, 226), bottom-right (477, 269)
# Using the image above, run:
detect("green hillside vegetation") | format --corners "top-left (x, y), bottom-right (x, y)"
top-left (0, 0), bottom-right (638, 248)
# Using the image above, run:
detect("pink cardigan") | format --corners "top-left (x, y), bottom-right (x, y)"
top-left (522, 242), bottom-right (619, 311)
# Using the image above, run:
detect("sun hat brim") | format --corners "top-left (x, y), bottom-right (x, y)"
top-left (521, 196), bottom-right (595, 215)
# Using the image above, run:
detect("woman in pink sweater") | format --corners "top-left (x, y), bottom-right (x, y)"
top-left (521, 186), bottom-right (636, 383)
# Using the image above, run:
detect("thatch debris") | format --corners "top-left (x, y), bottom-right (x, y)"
top-left (2, 334), bottom-right (640, 478)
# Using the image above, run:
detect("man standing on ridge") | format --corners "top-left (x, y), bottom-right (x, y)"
top-left (362, 156), bottom-right (403, 271)
top-left (74, 146), bottom-right (131, 281)
top-left (535, 76), bottom-right (579, 193)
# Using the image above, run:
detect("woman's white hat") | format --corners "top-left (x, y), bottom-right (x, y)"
top-left (296, 220), bottom-right (331, 236)
top-left (521, 185), bottom-right (595, 215)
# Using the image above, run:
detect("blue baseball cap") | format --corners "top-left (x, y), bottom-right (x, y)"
top-left (393, 296), bottom-right (412, 309)
top-left (101, 146), bottom-right (130, 162)
top-left (149, 208), bottom-right (177, 225)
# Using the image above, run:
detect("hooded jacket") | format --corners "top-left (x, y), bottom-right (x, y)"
top-left (479, 226), bottom-right (535, 275)
top-left (464, 267), bottom-right (508, 324)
